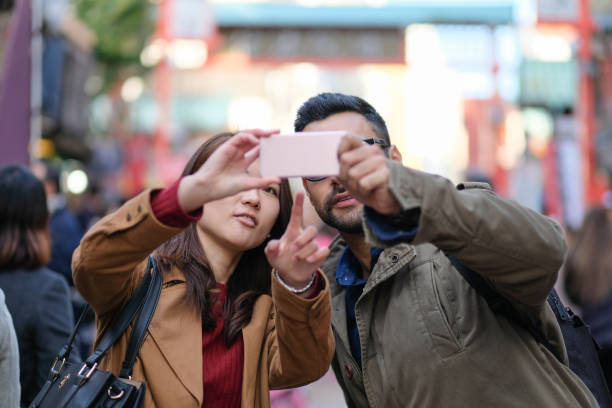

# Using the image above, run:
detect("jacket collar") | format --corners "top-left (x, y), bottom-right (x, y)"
top-left (323, 235), bottom-right (416, 348)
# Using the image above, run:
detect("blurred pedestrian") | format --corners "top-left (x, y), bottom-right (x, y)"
top-left (294, 92), bottom-right (598, 407)
top-left (72, 131), bottom-right (334, 407)
top-left (0, 287), bottom-right (20, 408)
top-left (30, 160), bottom-right (92, 357)
top-left (0, 165), bottom-right (78, 407)
top-left (31, 160), bottom-right (83, 285)
top-left (565, 205), bottom-right (612, 390)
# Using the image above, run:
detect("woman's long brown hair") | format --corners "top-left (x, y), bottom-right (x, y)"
top-left (156, 133), bottom-right (292, 345)
top-left (564, 207), bottom-right (612, 306)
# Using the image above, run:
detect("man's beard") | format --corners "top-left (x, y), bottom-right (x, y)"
top-left (312, 186), bottom-right (364, 234)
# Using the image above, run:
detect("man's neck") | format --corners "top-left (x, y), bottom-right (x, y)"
top-left (340, 231), bottom-right (372, 280)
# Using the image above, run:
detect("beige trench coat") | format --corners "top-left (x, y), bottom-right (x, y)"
top-left (72, 190), bottom-right (334, 407)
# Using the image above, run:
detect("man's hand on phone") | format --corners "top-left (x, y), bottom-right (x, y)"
top-left (337, 133), bottom-right (401, 216)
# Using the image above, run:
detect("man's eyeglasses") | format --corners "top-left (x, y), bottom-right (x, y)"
top-left (304, 138), bottom-right (390, 182)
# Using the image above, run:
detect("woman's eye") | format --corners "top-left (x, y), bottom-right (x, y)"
top-left (264, 186), bottom-right (279, 197)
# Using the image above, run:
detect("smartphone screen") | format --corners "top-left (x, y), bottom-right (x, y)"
top-left (260, 131), bottom-right (346, 178)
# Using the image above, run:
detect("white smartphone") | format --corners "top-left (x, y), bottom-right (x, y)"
top-left (260, 131), bottom-right (346, 178)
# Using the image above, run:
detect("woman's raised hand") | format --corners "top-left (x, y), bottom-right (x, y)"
top-left (265, 192), bottom-right (330, 296)
top-left (178, 130), bottom-right (281, 213)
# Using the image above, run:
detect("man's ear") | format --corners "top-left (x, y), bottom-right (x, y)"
top-left (389, 145), bottom-right (402, 163)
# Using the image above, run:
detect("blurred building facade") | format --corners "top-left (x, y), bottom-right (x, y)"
top-left (2, 0), bottom-right (612, 406)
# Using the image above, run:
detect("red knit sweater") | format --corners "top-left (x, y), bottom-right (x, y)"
top-left (151, 180), bottom-right (321, 407)
top-left (202, 284), bottom-right (243, 408)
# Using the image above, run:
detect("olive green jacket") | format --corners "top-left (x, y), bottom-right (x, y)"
top-left (324, 161), bottom-right (598, 407)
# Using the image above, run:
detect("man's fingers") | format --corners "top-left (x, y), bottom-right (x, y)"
top-left (358, 168), bottom-right (388, 194)
top-left (346, 155), bottom-right (386, 182)
top-left (340, 144), bottom-right (381, 168)
top-left (338, 133), bottom-right (366, 156)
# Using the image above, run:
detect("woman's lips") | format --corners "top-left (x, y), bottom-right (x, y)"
top-left (235, 214), bottom-right (256, 227)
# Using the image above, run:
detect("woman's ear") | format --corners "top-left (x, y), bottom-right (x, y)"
top-left (389, 145), bottom-right (403, 163)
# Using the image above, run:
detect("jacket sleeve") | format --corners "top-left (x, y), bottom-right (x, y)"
top-left (363, 161), bottom-right (567, 309)
top-left (267, 271), bottom-right (335, 389)
top-left (72, 190), bottom-right (184, 317)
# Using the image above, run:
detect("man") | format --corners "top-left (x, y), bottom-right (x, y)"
top-left (295, 93), bottom-right (598, 407)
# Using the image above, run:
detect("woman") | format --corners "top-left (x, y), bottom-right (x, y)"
top-left (72, 131), bottom-right (334, 407)
top-left (565, 206), bottom-right (612, 390)
top-left (0, 165), bottom-right (77, 407)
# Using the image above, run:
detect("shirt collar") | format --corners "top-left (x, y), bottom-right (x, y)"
top-left (336, 246), bottom-right (383, 287)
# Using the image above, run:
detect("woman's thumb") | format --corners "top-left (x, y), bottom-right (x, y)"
top-left (265, 239), bottom-right (280, 256)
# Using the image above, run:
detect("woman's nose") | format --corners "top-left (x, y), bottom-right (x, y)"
top-left (241, 189), bottom-right (261, 208)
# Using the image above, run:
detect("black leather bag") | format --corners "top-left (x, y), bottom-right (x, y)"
top-left (29, 256), bottom-right (162, 408)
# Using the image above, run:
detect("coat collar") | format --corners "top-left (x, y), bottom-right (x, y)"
top-left (241, 295), bottom-right (273, 406)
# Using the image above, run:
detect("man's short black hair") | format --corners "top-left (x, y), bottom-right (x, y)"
top-left (294, 93), bottom-right (390, 145)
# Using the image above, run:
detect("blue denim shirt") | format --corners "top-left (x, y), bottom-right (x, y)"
top-left (336, 207), bottom-right (418, 367)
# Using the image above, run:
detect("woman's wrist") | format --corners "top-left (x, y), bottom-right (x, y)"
top-left (177, 175), bottom-right (210, 213)
top-left (274, 269), bottom-right (317, 295)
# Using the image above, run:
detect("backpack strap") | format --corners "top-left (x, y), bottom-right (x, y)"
top-left (447, 255), bottom-right (563, 363)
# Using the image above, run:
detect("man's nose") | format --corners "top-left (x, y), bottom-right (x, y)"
top-left (329, 176), bottom-right (344, 189)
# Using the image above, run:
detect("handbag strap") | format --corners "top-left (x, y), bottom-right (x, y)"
top-left (50, 306), bottom-right (92, 375)
top-left (119, 256), bottom-right (163, 378)
top-left (84, 255), bottom-right (160, 367)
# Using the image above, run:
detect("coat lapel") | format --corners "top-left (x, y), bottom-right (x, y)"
top-left (241, 295), bottom-right (272, 408)
top-left (148, 271), bottom-right (203, 405)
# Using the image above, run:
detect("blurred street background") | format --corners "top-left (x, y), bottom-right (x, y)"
top-left (1, 0), bottom-right (612, 406)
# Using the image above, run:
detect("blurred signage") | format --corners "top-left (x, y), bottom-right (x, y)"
top-left (519, 59), bottom-right (577, 109)
top-left (220, 27), bottom-right (404, 62)
top-left (591, 0), bottom-right (612, 14)
top-left (537, 0), bottom-right (578, 23)
top-left (592, 0), bottom-right (612, 28)
top-left (171, 0), bottom-right (216, 39)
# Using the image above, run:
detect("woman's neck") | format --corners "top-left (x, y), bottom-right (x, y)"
top-left (196, 228), bottom-right (242, 284)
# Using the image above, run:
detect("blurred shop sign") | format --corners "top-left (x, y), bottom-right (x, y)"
top-left (171, 0), bottom-right (216, 39)
top-left (591, 0), bottom-right (612, 28)
top-left (519, 59), bottom-right (577, 109)
top-left (537, 0), bottom-right (578, 23)
top-left (220, 27), bottom-right (403, 62)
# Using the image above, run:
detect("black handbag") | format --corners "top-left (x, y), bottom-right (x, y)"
top-left (29, 255), bottom-right (163, 408)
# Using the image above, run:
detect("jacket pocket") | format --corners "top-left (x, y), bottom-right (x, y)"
top-left (413, 260), bottom-right (463, 359)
